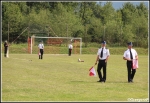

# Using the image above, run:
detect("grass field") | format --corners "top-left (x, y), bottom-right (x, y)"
top-left (2, 54), bottom-right (149, 102)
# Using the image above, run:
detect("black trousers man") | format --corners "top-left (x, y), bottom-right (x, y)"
top-left (4, 47), bottom-right (8, 57)
top-left (39, 49), bottom-right (44, 59)
top-left (97, 60), bottom-right (107, 82)
top-left (127, 61), bottom-right (136, 82)
top-left (68, 49), bottom-right (72, 56)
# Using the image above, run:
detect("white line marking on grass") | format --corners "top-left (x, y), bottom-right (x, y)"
top-left (12, 58), bottom-right (32, 61)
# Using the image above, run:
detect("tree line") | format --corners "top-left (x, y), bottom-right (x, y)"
top-left (2, 1), bottom-right (148, 47)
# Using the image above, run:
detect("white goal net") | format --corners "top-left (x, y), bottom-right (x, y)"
top-left (30, 36), bottom-right (82, 55)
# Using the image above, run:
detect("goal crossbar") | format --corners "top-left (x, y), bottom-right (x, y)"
top-left (32, 36), bottom-right (82, 39)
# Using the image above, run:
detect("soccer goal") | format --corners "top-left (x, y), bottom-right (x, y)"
top-left (30, 36), bottom-right (82, 55)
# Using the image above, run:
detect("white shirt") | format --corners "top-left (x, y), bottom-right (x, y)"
top-left (123, 48), bottom-right (138, 60)
top-left (97, 47), bottom-right (110, 60)
top-left (68, 44), bottom-right (73, 49)
top-left (38, 43), bottom-right (44, 49)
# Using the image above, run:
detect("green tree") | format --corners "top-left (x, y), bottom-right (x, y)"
top-left (78, 2), bottom-right (96, 47)
top-left (2, 2), bottom-right (27, 43)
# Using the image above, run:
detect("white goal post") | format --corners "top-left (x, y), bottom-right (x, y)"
top-left (30, 36), bottom-right (82, 54)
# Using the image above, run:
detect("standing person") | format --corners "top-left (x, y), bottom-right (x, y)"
top-left (38, 41), bottom-right (44, 59)
top-left (95, 41), bottom-right (110, 83)
top-left (68, 42), bottom-right (73, 56)
top-left (4, 40), bottom-right (8, 57)
top-left (123, 42), bottom-right (138, 83)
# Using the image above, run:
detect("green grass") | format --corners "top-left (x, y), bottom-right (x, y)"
top-left (1, 43), bottom-right (148, 55)
top-left (2, 54), bottom-right (148, 102)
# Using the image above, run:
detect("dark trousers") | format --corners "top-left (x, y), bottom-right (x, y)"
top-left (39, 49), bottom-right (44, 59)
top-left (97, 60), bottom-right (107, 81)
top-left (4, 47), bottom-right (8, 57)
top-left (127, 61), bottom-right (136, 82)
top-left (68, 49), bottom-right (72, 56)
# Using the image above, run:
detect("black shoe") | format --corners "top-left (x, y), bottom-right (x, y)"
top-left (97, 80), bottom-right (104, 82)
top-left (102, 79), bottom-right (106, 83)
top-left (129, 79), bottom-right (133, 83)
top-left (128, 81), bottom-right (133, 83)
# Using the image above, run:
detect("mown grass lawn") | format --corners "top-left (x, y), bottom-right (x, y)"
top-left (2, 54), bottom-right (148, 102)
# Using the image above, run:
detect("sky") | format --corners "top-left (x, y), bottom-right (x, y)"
top-left (98, 1), bottom-right (149, 10)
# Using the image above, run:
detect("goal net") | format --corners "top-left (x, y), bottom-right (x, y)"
top-left (29, 36), bottom-right (82, 55)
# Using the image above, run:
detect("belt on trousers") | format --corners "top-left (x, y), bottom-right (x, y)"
top-left (99, 59), bottom-right (106, 61)
top-left (127, 60), bottom-right (132, 62)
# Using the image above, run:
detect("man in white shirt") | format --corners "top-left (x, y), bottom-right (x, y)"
top-left (123, 42), bottom-right (138, 83)
top-left (95, 41), bottom-right (110, 83)
top-left (38, 41), bottom-right (44, 59)
top-left (68, 42), bottom-right (73, 56)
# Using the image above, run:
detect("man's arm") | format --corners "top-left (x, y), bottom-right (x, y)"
top-left (105, 55), bottom-right (109, 62)
top-left (105, 49), bottom-right (110, 62)
top-left (95, 55), bottom-right (99, 65)
top-left (123, 57), bottom-right (132, 61)
top-left (123, 51), bottom-right (131, 61)
top-left (135, 55), bottom-right (138, 60)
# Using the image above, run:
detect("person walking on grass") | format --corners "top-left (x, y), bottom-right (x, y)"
top-left (38, 41), bottom-right (44, 59)
top-left (4, 40), bottom-right (8, 57)
top-left (123, 42), bottom-right (138, 83)
top-left (95, 41), bottom-right (110, 83)
top-left (68, 42), bottom-right (73, 56)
